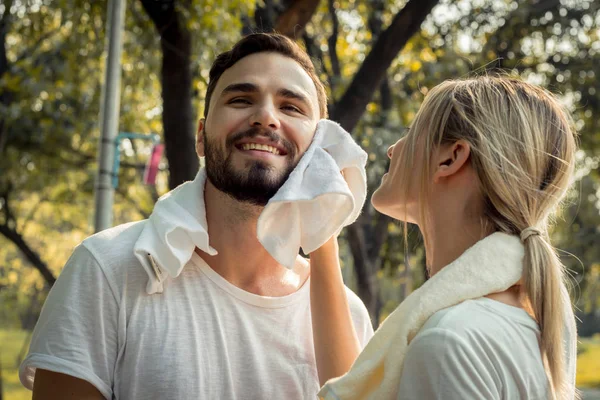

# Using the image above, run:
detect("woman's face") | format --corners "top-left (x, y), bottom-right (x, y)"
top-left (371, 133), bottom-right (425, 224)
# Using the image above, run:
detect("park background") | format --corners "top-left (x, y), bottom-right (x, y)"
top-left (0, 0), bottom-right (599, 398)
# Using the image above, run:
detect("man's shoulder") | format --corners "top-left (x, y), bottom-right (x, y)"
top-left (82, 220), bottom-right (146, 257)
top-left (343, 286), bottom-right (369, 315)
top-left (78, 220), bottom-right (147, 278)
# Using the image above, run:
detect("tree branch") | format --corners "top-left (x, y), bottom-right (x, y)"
top-left (367, 213), bottom-right (392, 261)
top-left (331, 0), bottom-right (440, 132)
top-left (368, 0), bottom-right (392, 122)
top-left (19, 194), bottom-right (48, 232)
top-left (0, 224), bottom-right (56, 287)
top-left (327, 0), bottom-right (341, 96)
top-left (275, 0), bottom-right (320, 38)
top-left (0, 0), bottom-right (12, 156)
top-left (0, 185), bottom-right (15, 226)
top-left (303, 32), bottom-right (333, 101)
top-left (14, 25), bottom-right (64, 65)
top-left (0, 0), bottom-right (13, 27)
top-left (254, 0), bottom-right (277, 33)
top-left (346, 223), bottom-right (378, 323)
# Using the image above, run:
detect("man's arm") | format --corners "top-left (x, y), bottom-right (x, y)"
top-left (33, 370), bottom-right (105, 400)
top-left (20, 244), bottom-right (118, 399)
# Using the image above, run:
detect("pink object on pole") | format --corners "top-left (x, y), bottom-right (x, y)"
top-left (143, 143), bottom-right (164, 185)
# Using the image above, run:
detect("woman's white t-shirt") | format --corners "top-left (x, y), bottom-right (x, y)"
top-left (398, 297), bottom-right (549, 399)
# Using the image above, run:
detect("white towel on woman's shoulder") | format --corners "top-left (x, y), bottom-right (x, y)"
top-left (318, 232), bottom-right (578, 400)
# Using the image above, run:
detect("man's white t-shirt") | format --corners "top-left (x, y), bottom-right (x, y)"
top-left (20, 221), bottom-right (374, 399)
top-left (398, 297), bottom-right (549, 399)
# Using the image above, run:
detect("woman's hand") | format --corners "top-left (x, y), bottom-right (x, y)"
top-left (310, 235), bottom-right (361, 386)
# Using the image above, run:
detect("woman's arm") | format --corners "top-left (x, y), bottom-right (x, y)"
top-left (310, 236), bottom-right (361, 386)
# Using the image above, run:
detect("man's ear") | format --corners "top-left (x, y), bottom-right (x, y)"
top-left (433, 139), bottom-right (471, 183)
top-left (196, 119), bottom-right (205, 157)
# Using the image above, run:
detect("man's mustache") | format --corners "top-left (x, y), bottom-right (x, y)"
top-left (226, 127), bottom-right (295, 156)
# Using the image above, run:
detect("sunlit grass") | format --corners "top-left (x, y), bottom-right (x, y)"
top-left (577, 335), bottom-right (600, 389)
top-left (0, 328), bottom-right (32, 400)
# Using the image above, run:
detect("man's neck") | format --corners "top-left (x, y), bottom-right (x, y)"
top-left (197, 180), bottom-right (309, 297)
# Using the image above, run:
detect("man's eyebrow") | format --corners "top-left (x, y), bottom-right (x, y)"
top-left (277, 88), bottom-right (310, 107)
top-left (221, 83), bottom-right (259, 95)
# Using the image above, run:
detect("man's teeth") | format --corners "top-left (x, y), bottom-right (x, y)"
top-left (241, 143), bottom-right (281, 155)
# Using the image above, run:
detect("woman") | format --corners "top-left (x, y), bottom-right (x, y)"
top-left (310, 76), bottom-right (578, 399)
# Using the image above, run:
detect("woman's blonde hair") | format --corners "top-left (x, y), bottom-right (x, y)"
top-left (398, 75), bottom-right (577, 398)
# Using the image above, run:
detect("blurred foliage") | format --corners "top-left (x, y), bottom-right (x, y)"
top-left (0, 0), bottom-right (598, 340)
top-left (0, 329), bottom-right (32, 400)
top-left (576, 335), bottom-right (600, 388)
top-left (303, 0), bottom-right (600, 324)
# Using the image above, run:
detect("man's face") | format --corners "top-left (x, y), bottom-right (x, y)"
top-left (198, 52), bottom-right (320, 206)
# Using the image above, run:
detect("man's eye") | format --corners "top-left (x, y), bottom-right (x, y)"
top-left (282, 105), bottom-right (301, 113)
top-left (229, 98), bottom-right (251, 104)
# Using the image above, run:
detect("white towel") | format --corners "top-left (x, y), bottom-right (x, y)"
top-left (133, 119), bottom-right (367, 293)
top-left (318, 232), bottom-right (578, 400)
top-left (257, 119), bottom-right (368, 268)
top-left (133, 170), bottom-right (217, 294)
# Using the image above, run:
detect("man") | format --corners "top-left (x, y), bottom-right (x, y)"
top-left (20, 33), bottom-right (373, 399)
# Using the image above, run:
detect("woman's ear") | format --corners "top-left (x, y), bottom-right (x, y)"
top-left (196, 119), bottom-right (205, 157)
top-left (433, 140), bottom-right (471, 183)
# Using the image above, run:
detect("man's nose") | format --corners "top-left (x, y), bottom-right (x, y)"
top-left (250, 105), bottom-right (280, 130)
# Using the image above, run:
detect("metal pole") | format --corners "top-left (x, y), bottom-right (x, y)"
top-left (94, 0), bottom-right (126, 232)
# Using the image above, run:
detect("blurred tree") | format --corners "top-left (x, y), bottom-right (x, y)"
top-left (0, 0), bottom-right (163, 303)
top-left (1, 0), bottom-right (599, 331)
top-left (139, 0), bottom-right (256, 188)
top-left (300, 0), bottom-right (600, 321)
top-left (138, 0), bottom-right (440, 321)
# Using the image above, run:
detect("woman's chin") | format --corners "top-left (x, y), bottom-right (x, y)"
top-left (370, 190), bottom-right (385, 211)
top-left (372, 199), bottom-right (397, 219)
top-left (371, 196), bottom-right (416, 223)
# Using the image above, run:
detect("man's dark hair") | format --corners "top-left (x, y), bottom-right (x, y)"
top-left (204, 33), bottom-right (328, 119)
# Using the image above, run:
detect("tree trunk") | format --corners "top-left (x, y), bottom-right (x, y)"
top-left (275, 0), bottom-right (320, 38)
top-left (140, 0), bottom-right (198, 189)
top-left (160, 19), bottom-right (198, 189)
top-left (0, 1), bottom-right (55, 288)
top-left (254, 0), bottom-right (276, 32)
top-left (246, 0), bottom-right (319, 38)
top-left (0, 0), bottom-right (12, 155)
top-left (331, 0), bottom-right (440, 132)
top-left (330, 0), bottom-right (439, 320)
top-left (138, 0), bottom-right (439, 321)
top-left (346, 223), bottom-right (380, 324)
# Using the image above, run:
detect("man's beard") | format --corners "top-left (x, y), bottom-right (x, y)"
top-left (203, 127), bottom-right (297, 206)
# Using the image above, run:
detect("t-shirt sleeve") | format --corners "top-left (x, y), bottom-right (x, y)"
top-left (346, 288), bottom-right (374, 347)
top-left (19, 244), bottom-right (119, 399)
top-left (397, 328), bottom-right (500, 400)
